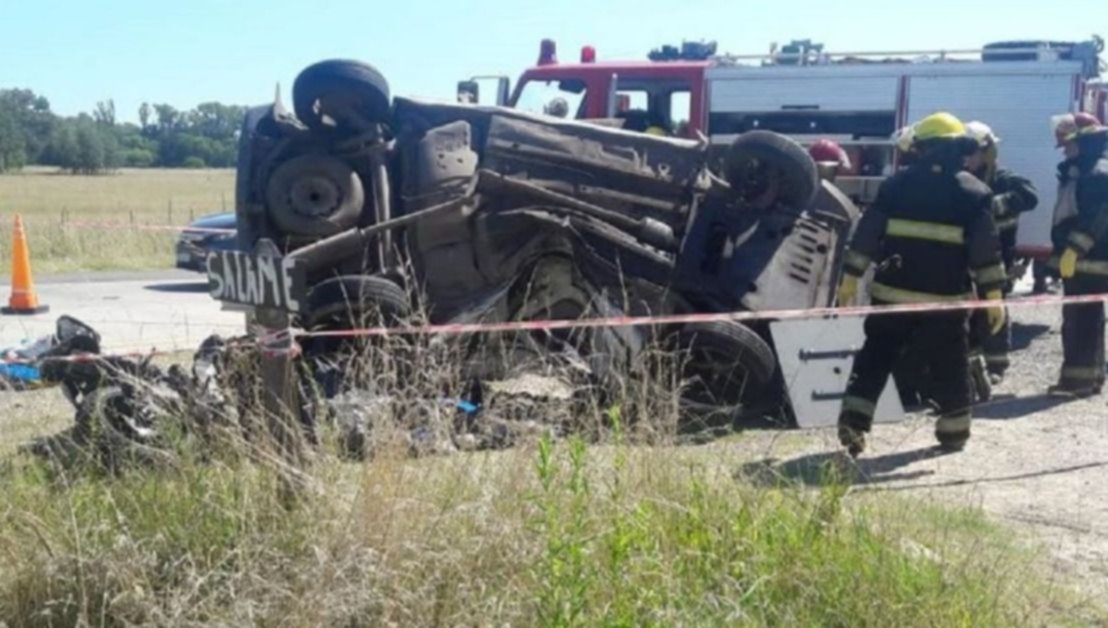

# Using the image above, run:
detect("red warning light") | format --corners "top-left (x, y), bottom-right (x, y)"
top-left (581, 46), bottom-right (597, 63)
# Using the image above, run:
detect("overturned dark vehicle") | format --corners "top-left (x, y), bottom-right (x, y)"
top-left (224, 60), bottom-right (857, 426)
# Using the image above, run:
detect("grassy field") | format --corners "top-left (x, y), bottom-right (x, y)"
top-left (0, 167), bottom-right (234, 274)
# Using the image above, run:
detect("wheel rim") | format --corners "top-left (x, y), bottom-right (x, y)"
top-left (288, 175), bottom-right (342, 218)
top-left (265, 153), bottom-right (361, 234)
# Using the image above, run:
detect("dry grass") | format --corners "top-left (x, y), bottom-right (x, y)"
top-left (0, 333), bottom-right (1097, 626)
top-left (0, 167), bottom-right (234, 274)
top-left (0, 387), bottom-right (72, 458)
top-left (0, 433), bottom-right (1087, 626)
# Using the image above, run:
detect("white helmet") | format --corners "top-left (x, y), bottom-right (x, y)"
top-left (893, 125), bottom-right (916, 152)
top-left (965, 121), bottom-right (1000, 147)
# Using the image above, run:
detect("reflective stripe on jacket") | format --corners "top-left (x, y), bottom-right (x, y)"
top-left (844, 162), bottom-right (1004, 298)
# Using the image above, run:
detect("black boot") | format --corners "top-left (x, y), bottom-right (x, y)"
top-left (838, 425), bottom-right (866, 459)
top-left (1048, 382), bottom-right (1102, 399)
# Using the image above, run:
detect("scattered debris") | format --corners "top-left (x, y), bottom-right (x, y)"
top-left (0, 316), bottom-right (100, 390)
top-left (12, 317), bottom-right (612, 471)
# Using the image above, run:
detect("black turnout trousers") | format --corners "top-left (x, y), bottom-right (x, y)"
top-left (1059, 275), bottom-right (1108, 390)
top-left (841, 306), bottom-right (972, 446)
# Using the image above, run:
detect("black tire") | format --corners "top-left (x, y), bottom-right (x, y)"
top-left (75, 386), bottom-right (127, 436)
top-left (303, 275), bottom-right (412, 368)
top-left (725, 130), bottom-right (819, 210)
top-left (293, 60), bottom-right (391, 131)
top-left (265, 153), bottom-right (365, 237)
top-left (305, 275), bottom-right (411, 331)
top-left (76, 387), bottom-right (174, 468)
top-left (672, 320), bottom-right (777, 410)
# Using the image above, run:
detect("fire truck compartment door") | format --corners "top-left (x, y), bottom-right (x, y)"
top-left (905, 72), bottom-right (1076, 252)
top-left (709, 74), bottom-right (899, 113)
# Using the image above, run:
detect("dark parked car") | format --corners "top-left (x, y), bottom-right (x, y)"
top-left (224, 59), bottom-right (856, 422)
top-left (175, 212), bottom-right (238, 272)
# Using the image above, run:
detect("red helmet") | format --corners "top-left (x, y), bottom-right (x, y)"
top-left (1053, 112), bottom-right (1107, 146)
top-left (808, 139), bottom-right (852, 169)
top-left (1075, 113), bottom-right (1107, 137)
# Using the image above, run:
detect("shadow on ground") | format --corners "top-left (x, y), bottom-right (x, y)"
top-left (741, 447), bottom-right (1108, 492)
top-left (1010, 322), bottom-right (1052, 352)
top-left (737, 447), bottom-right (949, 488)
top-left (973, 394), bottom-right (1073, 420)
top-left (859, 460), bottom-right (1108, 493)
top-left (144, 282), bottom-right (211, 294)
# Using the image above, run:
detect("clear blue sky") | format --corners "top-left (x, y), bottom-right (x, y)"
top-left (1, 0), bottom-right (1099, 122)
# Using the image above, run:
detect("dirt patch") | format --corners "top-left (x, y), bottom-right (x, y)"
top-left (723, 303), bottom-right (1108, 599)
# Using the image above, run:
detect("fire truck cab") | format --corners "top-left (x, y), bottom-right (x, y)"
top-left (461, 37), bottom-right (1106, 258)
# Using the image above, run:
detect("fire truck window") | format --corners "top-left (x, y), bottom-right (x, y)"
top-left (515, 80), bottom-right (588, 118)
top-left (617, 90), bottom-right (649, 112)
top-left (617, 90), bottom-right (672, 134)
top-left (670, 91), bottom-right (691, 135)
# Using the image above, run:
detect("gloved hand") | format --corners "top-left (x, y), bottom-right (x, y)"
top-left (1059, 247), bottom-right (1079, 279)
top-left (985, 289), bottom-right (1006, 335)
top-left (837, 275), bottom-right (859, 307)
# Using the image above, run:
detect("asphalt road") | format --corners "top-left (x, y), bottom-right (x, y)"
top-left (0, 270), bottom-right (245, 353)
top-left (35, 269), bottom-right (198, 285)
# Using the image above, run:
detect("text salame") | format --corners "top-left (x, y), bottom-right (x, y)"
top-left (207, 251), bottom-right (305, 313)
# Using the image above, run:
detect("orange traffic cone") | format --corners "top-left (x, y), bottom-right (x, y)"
top-left (3, 214), bottom-right (48, 315)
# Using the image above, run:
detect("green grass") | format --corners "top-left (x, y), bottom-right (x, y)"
top-left (0, 425), bottom-right (1093, 625)
top-left (0, 167), bottom-right (234, 274)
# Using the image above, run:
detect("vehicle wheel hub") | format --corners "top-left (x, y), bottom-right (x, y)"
top-left (288, 175), bottom-right (342, 218)
top-left (264, 152), bottom-right (364, 236)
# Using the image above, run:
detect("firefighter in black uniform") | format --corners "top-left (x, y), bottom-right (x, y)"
top-left (1049, 112), bottom-right (1108, 397)
top-left (836, 112), bottom-right (1006, 456)
top-left (964, 121), bottom-right (1039, 383)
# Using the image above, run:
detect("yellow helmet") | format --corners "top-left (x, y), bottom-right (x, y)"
top-left (912, 112), bottom-right (967, 142)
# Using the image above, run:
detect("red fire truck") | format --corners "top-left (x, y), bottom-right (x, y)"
top-left (461, 37), bottom-right (1106, 259)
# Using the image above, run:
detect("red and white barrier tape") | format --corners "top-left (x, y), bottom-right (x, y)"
top-left (2, 291), bottom-right (1100, 368)
top-left (277, 291), bottom-right (1108, 341)
top-left (60, 221), bottom-right (235, 235)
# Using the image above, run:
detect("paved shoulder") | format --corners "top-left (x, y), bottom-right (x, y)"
top-left (35, 269), bottom-right (200, 285)
top-left (0, 273), bottom-right (243, 352)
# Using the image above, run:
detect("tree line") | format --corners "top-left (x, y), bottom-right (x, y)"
top-left (0, 88), bottom-right (247, 174)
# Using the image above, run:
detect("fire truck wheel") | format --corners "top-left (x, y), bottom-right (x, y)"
top-left (265, 153), bottom-right (364, 237)
top-left (672, 320), bottom-right (777, 410)
top-left (303, 275), bottom-right (411, 355)
top-left (725, 131), bottom-right (819, 211)
top-left (293, 60), bottom-right (391, 131)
